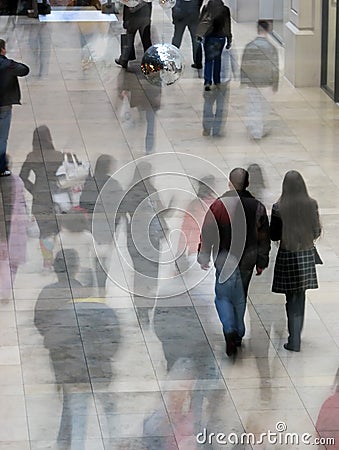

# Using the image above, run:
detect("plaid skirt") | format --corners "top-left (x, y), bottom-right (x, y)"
top-left (272, 248), bottom-right (318, 293)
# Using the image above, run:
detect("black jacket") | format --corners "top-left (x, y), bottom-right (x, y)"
top-left (0, 55), bottom-right (29, 107)
top-left (122, 2), bottom-right (152, 32)
top-left (172, 0), bottom-right (203, 23)
top-left (198, 189), bottom-right (270, 271)
top-left (200, 0), bottom-right (232, 41)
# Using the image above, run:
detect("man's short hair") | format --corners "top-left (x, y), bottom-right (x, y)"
top-left (229, 168), bottom-right (249, 191)
top-left (0, 39), bottom-right (6, 52)
top-left (257, 20), bottom-right (270, 33)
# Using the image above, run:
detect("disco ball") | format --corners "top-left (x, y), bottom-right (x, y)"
top-left (119, 0), bottom-right (141, 7)
top-left (141, 43), bottom-right (185, 86)
top-left (159, 0), bottom-right (176, 9)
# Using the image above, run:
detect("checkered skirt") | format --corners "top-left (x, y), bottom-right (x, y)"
top-left (272, 248), bottom-right (318, 293)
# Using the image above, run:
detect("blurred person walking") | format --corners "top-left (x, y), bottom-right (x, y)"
top-left (240, 20), bottom-right (279, 139)
top-left (202, 45), bottom-right (237, 137)
top-left (196, 0), bottom-right (232, 91)
top-left (34, 249), bottom-right (120, 447)
top-left (19, 125), bottom-right (63, 270)
top-left (270, 170), bottom-right (322, 352)
top-left (0, 38), bottom-right (29, 176)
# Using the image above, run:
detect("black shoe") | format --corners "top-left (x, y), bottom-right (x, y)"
top-left (283, 343), bottom-right (300, 352)
top-left (204, 84), bottom-right (211, 91)
top-left (191, 63), bottom-right (202, 69)
top-left (235, 335), bottom-right (242, 347)
top-left (115, 58), bottom-right (127, 69)
top-left (0, 169), bottom-right (11, 177)
top-left (225, 332), bottom-right (237, 357)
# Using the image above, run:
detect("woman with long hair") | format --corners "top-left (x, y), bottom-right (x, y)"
top-left (270, 170), bottom-right (322, 352)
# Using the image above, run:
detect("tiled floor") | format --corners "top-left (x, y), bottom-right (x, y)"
top-left (0, 5), bottom-right (339, 450)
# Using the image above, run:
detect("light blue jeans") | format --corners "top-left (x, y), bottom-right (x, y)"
top-left (0, 106), bottom-right (12, 172)
top-left (214, 267), bottom-right (246, 337)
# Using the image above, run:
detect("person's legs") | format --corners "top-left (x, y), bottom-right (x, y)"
top-left (230, 269), bottom-right (246, 339)
top-left (172, 20), bottom-right (186, 49)
top-left (118, 30), bottom-right (137, 66)
top-left (0, 106), bottom-right (12, 173)
top-left (211, 83), bottom-right (229, 136)
top-left (145, 107), bottom-right (155, 154)
top-left (187, 21), bottom-right (201, 67)
top-left (285, 290), bottom-right (306, 351)
top-left (139, 23), bottom-right (152, 52)
top-left (214, 270), bottom-right (239, 356)
top-left (202, 89), bottom-right (216, 136)
top-left (203, 38), bottom-right (213, 87)
top-left (195, 41), bottom-right (202, 68)
top-left (246, 87), bottom-right (264, 139)
top-left (212, 37), bottom-right (225, 85)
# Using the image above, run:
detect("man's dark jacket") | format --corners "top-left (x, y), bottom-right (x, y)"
top-left (198, 189), bottom-right (270, 271)
top-left (0, 55), bottom-right (29, 107)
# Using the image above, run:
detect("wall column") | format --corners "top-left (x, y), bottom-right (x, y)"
top-left (284, 0), bottom-right (322, 87)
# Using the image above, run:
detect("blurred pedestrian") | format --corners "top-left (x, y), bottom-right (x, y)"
top-left (240, 20), bottom-right (279, 139)
top-left (197, 0), bottom-right (232, 91)
top-left (0, 38), bottom-right (29, 176)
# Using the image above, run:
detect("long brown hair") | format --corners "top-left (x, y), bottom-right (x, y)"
top-left (278, 170), bottom-right (321, 250)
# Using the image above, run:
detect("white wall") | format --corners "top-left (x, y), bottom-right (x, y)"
top-left (284, 0), bottom-right (322, 87)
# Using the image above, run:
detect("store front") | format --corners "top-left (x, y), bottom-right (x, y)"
top-left (321, 0), bottom-right (339, 102)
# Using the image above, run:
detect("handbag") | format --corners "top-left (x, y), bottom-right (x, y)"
top-left (196, 8), bottom-right (213, 39)
top-left (314, 247), bottom-right (323, 265)
top-left (118, 90), bottom-right (138, 127)
top-left (56, 152), bottom-right (90, 190)
top-left (52, 191), bottom-right (72, 213)
top-left (26, 215), bottom-right (40, 239)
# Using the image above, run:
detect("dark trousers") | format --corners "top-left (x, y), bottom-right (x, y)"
top-left (172, 19), bottom-right (201, 65)
top-left (0, 106), bottom-right (12, 173)
top-left (120, 24), bottom-right (151, 63)
top-left (285, 290), bottom-right (306, 350)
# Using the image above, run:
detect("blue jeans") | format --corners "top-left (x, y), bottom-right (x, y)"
top-left (0, 106), bottom-right (12, 172)
top-left (214, 267), bottom-right (246, 337)
top-left (203, 37), bottom-right (225, 85)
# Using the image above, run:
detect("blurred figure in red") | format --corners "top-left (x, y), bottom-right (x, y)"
top-left (316, 369), bottom-right (339, 449)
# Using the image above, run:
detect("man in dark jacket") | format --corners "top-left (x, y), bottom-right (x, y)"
top-left (171, 0), bottom-right (203, 69)
top-left (0, 39), bottom-right (29, 176)
top-left (198, 168), bottom-right (270, 354)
